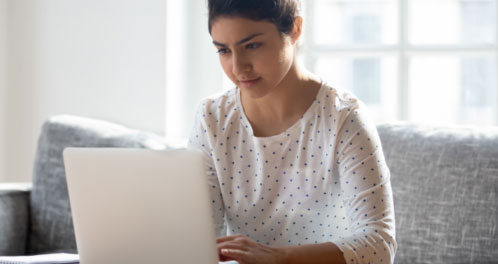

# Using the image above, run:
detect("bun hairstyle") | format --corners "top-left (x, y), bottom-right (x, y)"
top-left (208, 0), bottom-right (300, 36)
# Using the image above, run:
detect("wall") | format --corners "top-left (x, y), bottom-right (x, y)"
top-left (0, 0), bottom-right (6, 182)
top-left (3, 0), bottom-right (167, 182)
top-left (165, 0), bottom-right (224, 147)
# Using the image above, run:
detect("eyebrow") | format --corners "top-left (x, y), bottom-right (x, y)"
top-left (213, 33), bottom-right (264, 47)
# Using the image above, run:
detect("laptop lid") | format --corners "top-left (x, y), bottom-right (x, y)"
top-left (63, 148), bottom-right (219, 264)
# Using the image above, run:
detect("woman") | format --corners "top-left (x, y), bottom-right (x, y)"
top-left (188, 0), bottom-right (397, 263)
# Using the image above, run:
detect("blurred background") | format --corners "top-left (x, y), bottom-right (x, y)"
top-left (0, 0), bottom-right (497, 183)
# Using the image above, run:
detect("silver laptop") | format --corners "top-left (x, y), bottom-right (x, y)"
top-left (63, 148), bottom-right (219, 264)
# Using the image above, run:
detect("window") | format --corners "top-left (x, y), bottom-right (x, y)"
top-left (303, 0), bottom-right (498, 126)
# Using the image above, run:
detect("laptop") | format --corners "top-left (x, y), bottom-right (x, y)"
top-left (63, 148), bottom-right (220, 264)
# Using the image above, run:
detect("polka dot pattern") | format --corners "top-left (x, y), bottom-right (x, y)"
top-left (188, 83), bottom-right (397, 263)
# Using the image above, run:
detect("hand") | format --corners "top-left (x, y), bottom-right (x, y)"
top-left (217, 234), bottom-right (287, 264)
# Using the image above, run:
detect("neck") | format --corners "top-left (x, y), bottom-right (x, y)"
top-left (241, 63), bottom-right (321, 124)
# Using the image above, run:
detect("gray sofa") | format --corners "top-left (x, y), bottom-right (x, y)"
top-left (0, 115), bottom-right (168, 256)
top-left (0, 115), bottom-right (497, 263)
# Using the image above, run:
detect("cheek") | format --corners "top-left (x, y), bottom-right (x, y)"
top-left (219, 57), bottom-right (235, 79)
top-left (278, 44), bottom-right (294, 67)
top-left (253, 48), bottom-right (287, 77)
top-left (265, 45), bottom-right (293, 78)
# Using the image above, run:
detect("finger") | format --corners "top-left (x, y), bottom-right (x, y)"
top-left (218, 241), bottom-right (247, 250)
top-left (218, 246), bottom-right (238, 263)
top-left (216, 234), bottom-right (244, 243)
top-left (217, 241), bottom-right (247, 257)
top-left (220, 248), bottom-right (247, 261)
top-left (218, 253), bottom-right (236, 262)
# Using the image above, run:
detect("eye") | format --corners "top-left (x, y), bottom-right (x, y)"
top-left (246, 42), bottom-right (262, 50)
top-left (217, 48), bottom-right (230, 55)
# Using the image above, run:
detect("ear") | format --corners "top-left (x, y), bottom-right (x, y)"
top-left (290, 16), bottom-right (303, 44)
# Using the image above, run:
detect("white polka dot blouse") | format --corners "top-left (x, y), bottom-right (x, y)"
top-left (188, 82), bottom-right (397, 264)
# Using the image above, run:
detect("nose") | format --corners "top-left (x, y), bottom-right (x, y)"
top-left (231, 52), bottom-right (252, 76)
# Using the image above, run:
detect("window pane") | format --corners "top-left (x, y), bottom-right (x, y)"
top-left (312, 0), bottom-right (397, 45)
top-left (408, 56), bottom-right (496, 125)
top-left (313, 55), bottom-right (398, 122)
top-left (408, 0), bottom-right (496, 45)
top-left (460, 57), bottom-right (496, 123)
top-left (353, 58), bottom-right (381, 104)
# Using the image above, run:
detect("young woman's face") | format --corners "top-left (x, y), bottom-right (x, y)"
top-left (210, 16), bottom-right (297, 99)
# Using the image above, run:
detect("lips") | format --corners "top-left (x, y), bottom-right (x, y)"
top-left (239, 77), bottom-right (261, 88)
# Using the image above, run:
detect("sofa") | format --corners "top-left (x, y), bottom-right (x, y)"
top-left (0, 115), bottom-right (168, 256)
top-left (0, 115), bottom-right (497, 263)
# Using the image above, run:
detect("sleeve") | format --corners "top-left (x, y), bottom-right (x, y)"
top-left (331, 103), bottom-right (397, 264)
top-left (187, 102), bottom-right (227, 237)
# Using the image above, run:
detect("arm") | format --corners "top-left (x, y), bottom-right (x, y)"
top-left (217, 234), bottom-right (346, 264)
top-left (280, 242), bottom-right (346, 264)
top-left (187, 103), bottom-right (227, 237)
top-left (332, 104), bottom-right (397, 263)
top-left (220, 222), bottom-right (397, 264)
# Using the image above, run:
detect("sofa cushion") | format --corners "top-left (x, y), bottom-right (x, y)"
top-left (377, 123), bottom-right (498, 264)
top-left (28, 115), bottom-right (168, 254)
top-left (0, 184), bottom-right (31, 255)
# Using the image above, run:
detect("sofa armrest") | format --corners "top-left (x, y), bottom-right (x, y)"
top-left (0, 183), bottom-right (32, 256)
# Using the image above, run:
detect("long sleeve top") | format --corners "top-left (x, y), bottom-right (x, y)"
top-left (188, 82), bottom-right (397, 263)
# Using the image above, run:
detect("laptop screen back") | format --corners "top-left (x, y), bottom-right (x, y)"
top-left (63, 148), bottom-right (219, 264)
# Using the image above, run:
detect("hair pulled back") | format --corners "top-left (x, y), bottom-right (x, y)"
top-left (208, 0), bottom-right (300, 35)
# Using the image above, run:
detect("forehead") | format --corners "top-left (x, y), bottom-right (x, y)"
top-left (210, 16), bottom-right (279, 43)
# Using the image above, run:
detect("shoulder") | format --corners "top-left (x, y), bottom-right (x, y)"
top-left (316, 82), bottom-right (380, 142)
top-left (194, 87), bottom-right (244, 134)
top-left (319, 82), bottom-right (369, 124)
top-left (320, 84), bottom-right (380, 147)
top-left (189, 88), bottom-right (239, 147)
top-left (321, 83), bottom-right (362, 112)
top-left (195, 88), bottom-right (238, 120)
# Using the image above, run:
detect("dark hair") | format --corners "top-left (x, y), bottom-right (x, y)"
top-left (208, 0), bottom-right (299, 35)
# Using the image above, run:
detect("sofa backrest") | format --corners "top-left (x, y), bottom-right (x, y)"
top-left (28, 115), bottom-right (168, 254)
top-left (377, 123), bottom-right (498, 264)
top-left (28, 117), bottom-right (498, 261)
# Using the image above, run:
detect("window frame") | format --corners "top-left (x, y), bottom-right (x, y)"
top-left (302, 0), bottom-right (498, 124)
